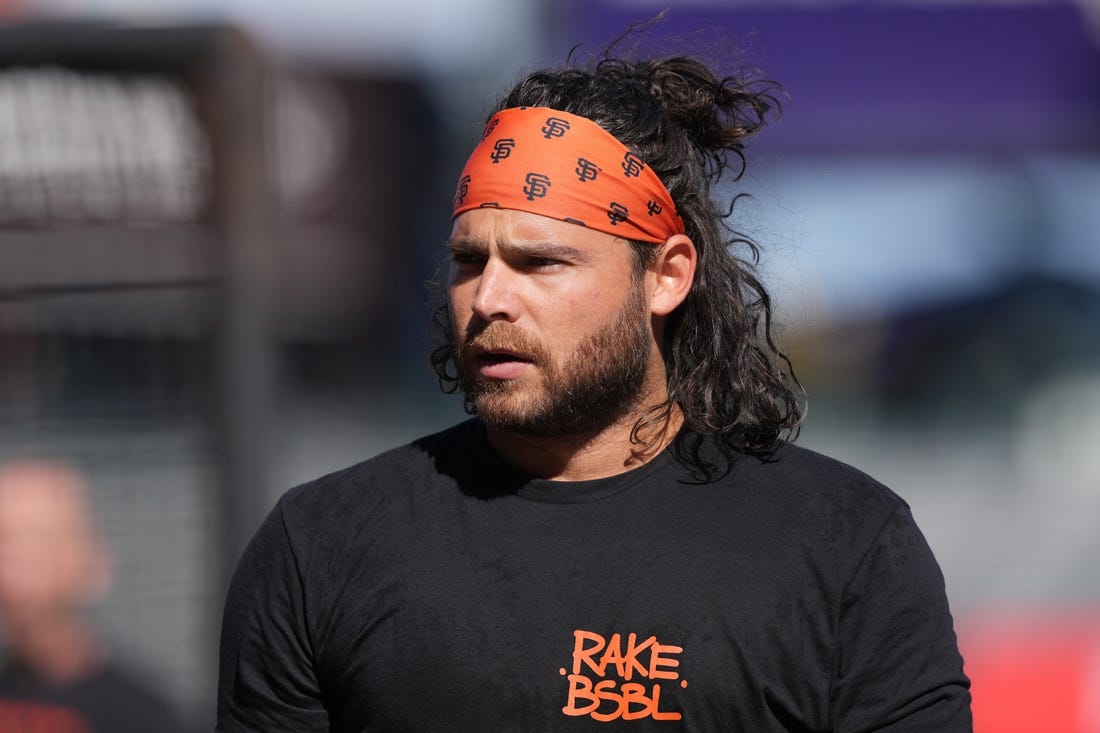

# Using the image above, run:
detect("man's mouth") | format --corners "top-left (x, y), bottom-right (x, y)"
top-left (475, 349), bottom-right (532, 366)
top-left (472, 348), bottom-right (535, 379)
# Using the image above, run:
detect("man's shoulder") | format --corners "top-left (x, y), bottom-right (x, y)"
top-left (686, 438), bottom-right (915, 561)
top-left (716, 438), bottom-right (909, 518)
top-left (758, 440), bottom-right (897, 490)
top-left (279, 419), bottom-right (479, 512)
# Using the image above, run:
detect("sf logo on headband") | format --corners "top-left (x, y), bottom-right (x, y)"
top-left (575, 158), bottom-right (600, 183)
top-left (523, 172), bottom-right (552, 201)
top-left (622, 152), bottom-right (645, 178)
top-left (541, 116), bottom-right (571, 139)
top-left (491, 138), bottom-right (516, 164)
top-left (482, 118), bottom-right (500, 140)
top-left (607, 202), bottom-right (629, 226)
top-left (454, 174), bottom-right (471, 207)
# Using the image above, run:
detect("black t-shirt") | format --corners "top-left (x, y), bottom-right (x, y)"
top-left (0, 660), bottom-right (189, 733)
top-left (217, 420), bottom-right (971, 731)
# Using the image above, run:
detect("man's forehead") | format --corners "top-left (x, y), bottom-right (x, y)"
top-left (449, 208), bottom-right (624, 251)
top-left (446, 235), bottom-right (591, 266)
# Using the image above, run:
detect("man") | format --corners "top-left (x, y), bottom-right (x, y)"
top-left (217, 54), bottom-right (971, 731)
top-left (0, 459), bottom-right (191, 733)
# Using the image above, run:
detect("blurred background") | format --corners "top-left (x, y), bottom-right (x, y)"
top-left (0, 0), bottom-right (1096, 729)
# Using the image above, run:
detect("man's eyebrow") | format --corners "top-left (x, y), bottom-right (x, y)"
top-left (497, 240), bottom-right (589, 263)
top-left (445, 236), bottom-right (588, 262)
top-left (444, 235), bottom-right (483, 253)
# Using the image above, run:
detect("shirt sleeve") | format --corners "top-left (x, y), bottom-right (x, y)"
top-left (215, 498), bottom-right (330, 732)
top-left (830, 505), bottom-right (972, 732)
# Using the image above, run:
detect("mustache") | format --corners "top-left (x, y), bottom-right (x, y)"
top-left (460, 320), bottom-right (550, 364)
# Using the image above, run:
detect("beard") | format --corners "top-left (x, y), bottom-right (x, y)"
top-left (454, 286), bottom-right (652, 439)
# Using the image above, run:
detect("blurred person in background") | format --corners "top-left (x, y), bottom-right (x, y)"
top-left (217, 46), bottom-right (971, 731)
top-left (0, 460), bottom-right (190, 733)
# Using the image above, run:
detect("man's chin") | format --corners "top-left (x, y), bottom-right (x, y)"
top-left (472, 392), bottom-right (536, 427)
top-left (466, 388), bottom-right (556, 436)
top-left (472, 393), bottom-right (628, 441)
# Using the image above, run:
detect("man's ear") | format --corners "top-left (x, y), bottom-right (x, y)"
top-left (649, 234), bottom-right (697, 317)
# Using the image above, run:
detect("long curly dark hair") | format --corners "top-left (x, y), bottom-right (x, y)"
top-left (431, 51), bottom-right (805, 472)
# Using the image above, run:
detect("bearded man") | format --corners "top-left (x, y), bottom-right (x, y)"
top-left (216, 53), bottom-right (972, 731)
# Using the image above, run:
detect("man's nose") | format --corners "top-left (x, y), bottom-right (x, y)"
top-left (470, 259), bottom-right (519, 323)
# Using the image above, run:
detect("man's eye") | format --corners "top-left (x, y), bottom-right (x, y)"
top-left (527, 257), bottom-right (562, 269)
top-left (451, 252), bottom-right (483, 265)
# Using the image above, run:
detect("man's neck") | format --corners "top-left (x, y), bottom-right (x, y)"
top-left (486, 405), bottom-right (683, 481)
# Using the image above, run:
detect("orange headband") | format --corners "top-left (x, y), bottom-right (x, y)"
top-left (452, 106), bottom-right (685, 244)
